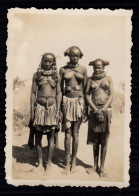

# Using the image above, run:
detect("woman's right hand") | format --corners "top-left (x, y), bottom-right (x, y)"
top-left (56, 110), bottom-right (63, 122)
top-left (95, 109), bottom-right (105, 122)
top-left (94, 109), bottom-right (101, 115)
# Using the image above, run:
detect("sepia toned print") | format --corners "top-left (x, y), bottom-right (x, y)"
top-left (5, 8), bottom-right (132, 187)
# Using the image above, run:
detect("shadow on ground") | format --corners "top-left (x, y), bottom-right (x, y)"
top-left (12, 145), bottom-right (91, 170)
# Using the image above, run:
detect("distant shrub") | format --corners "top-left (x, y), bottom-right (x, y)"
top-left (13, 76), bottom-right (27, 91)
top-left (13, 77), bottom-right (30, 131)
top-left (112, 91), bottom-right (125, 114)
top-left (13, 109), bottom-right (30, 128)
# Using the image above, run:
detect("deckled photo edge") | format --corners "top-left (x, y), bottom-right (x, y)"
top-left (5, 8), bottom-right (133, 187)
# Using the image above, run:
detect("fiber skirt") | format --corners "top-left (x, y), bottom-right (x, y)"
top-left (87, 109), bottom-right (112, 145)
top-left (33, 101), bottom-right (59, 133)
top-left (61, 96), bottom-right (85, 132)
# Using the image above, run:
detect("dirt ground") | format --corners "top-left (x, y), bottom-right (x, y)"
top-left (12, 113), bottom-right (124, 182)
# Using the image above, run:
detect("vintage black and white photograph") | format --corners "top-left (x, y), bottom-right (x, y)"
top-left (5, 8), bottom-right (132, 187)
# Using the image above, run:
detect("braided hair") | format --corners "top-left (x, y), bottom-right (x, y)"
top-left (37, 53), bottom-right (58, 82)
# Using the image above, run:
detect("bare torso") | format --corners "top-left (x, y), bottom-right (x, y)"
top-left (60, 65), bottom-right (86, 98)
top-left (32, 73), bottom-right (57, 105)
top-left (90, 76), bottom-right (110, 98)
top-left (37, 76), bottom-right (56, 98)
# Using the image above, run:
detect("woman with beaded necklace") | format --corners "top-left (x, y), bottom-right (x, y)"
top-left (29, 53), bottom-right (61, 174)
top-left (59, 46), bottom-right (87, 175)
top-left (85, 59), bottom-right (114, 177)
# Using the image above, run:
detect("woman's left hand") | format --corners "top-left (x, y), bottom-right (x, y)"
top-left (95, 109), bottom-right (105, 122)
top-left (82, 106), bottom-right (89, 123)
top-left (56, 110), bottom-right (63, 122)
top-left (83, 114), bottom-right (88, 123)
top-left (101, 108), bottom-right (106, 112)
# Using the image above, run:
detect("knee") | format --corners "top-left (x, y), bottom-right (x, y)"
top-left (65, 132), bottom-right (71, 140)
top-left (65, 129), bottom-right (71, 139)
top-left (51, 130), bottom-right (55, 138)
top-left (101, 143), bottom-right (107, 150)
top-left (93, 143), bottom-right (99, 150)
top-left (54, 132), bottom-right (58, 138)
top-left (49, 133), bottom-right (55, 143)
top-left (35, 138), bottom-right (42, 148)
top-left (73, 133), bottom-right (79, 140)
top-left (35, 142), bottom-right (42, 148)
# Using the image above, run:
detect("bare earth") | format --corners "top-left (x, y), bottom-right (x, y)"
top-left (12, 113), bottom-right (124, 182)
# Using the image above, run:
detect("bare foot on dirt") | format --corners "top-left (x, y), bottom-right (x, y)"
top-left (70, 160), bottom-right (78, 174)
top-left (86, 166), bottom-right (98, 175)
top-left (44, 163), bottom-right (51, 175)
top-left (99, 168), bottom-right (107, 178)
top-left (70, 167), bottom-right (78, 174)
top-left (61, 165), bottom-right (70, 175)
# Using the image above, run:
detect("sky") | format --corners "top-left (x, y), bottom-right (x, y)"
top-left (8, 11), bottom-right (127, 91)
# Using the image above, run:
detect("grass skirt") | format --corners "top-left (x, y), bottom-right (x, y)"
top-left (61, 96), bottom-right (85, 132)
top-left (33, 101), bottom-right (59, 133)
top-left (87, 108), bottom-right (112, 145)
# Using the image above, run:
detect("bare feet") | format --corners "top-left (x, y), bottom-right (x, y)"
top-left (86, 166), bottom-right (98, 174)
top-left (44, 163), bottom-right (51, 175)
top-left (61, 164), bottom-right (70, 175)
top-left (70, 158), bottom-right (77, 174)
top-left (61, 155), bottom-right (71, 175)
top-left (99, 168), bottom-right (107, 178)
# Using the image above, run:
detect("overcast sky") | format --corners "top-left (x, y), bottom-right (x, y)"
top-left (8, 11), bottom-right (127, 91)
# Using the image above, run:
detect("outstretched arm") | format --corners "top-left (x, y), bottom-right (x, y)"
top-left (30, 73), bottom-right (37, 120)
top-left (85, 78), bottom-right (98, 113)
top-left (102, 76), bottom-right (114, 110)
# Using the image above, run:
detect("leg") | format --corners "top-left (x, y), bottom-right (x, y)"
top-left (62, 127), bottom-right (72, 175)
top-left (86, 134), bottom-right (99, 174)
top-left (54, 132), bottom-right (59, 149)
top-left (45, 129), bottom-right (55, 175)
top-left (35, 132), bottom-right (44, 171)
top-left (71, 118), bottom-right (82, 173)
top-left (53, 132), bottom-right (59, 162)
top-left (28, 126), bottom-right (35, 149)
top-left (93, 143), bottom-right (99, 170)
top-left (99, 133), bottom-right (109, 177)
top-left (65, 127), bottom-right (72, 156)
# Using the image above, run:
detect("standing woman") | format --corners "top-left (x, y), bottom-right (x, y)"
top-left (85, 59), bottom-right (114, 177)
top-left (59, 46), bottom-right (87, 174)
top-left (30, 53), bottom-right (61, 174)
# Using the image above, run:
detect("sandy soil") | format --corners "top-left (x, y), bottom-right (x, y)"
top-left (12, 113), bottom-right (124, 182)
